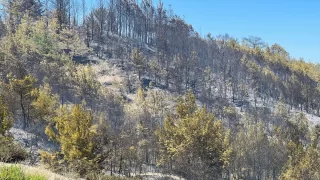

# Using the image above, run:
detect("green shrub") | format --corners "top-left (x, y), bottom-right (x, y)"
top-left (0, 166), bottom-right (24, 179)
top-left (0, 165), bottom-right (45, 180)
top-left (25, 174), bottom-right (46, 180)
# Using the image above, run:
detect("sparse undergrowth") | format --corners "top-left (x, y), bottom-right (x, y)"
top-left (0, 138), bottom-right (28, 163)
top-left (85, 172), bottom-right (138, 180)
top-left (0, 97), bottom-right (28, 163)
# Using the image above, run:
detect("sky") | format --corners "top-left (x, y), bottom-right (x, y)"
top-left (157, 0), bottom-right (320, 63)
top-left (2, 0), bottom-right (318, 62)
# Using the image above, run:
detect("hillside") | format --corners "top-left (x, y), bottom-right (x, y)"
top-left (0, 0), bottom-right (320, 180)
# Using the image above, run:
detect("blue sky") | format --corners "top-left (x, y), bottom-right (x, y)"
top-left (1, 1), bottom-right (318, 61)
top-left (158, 0), bottom-right (320, 63)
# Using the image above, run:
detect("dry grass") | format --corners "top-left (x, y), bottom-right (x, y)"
top-left (92, 61), bottom-right (127, 92)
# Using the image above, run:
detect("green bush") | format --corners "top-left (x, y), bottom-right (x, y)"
top-left (26, 174), bottom-right (46, 180)
top-left (0, 166), bottom-right (45, 180)
top-left (0, 166), bottom-right (24, 179)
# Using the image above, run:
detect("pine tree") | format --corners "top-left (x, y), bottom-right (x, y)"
top-left (75, 65), bottom-right (100, 106)
top-left (0, 97), bottom-right (12, 136)
top-left (280, 126), bottom-right (320, 180)
top-left (31, 83), bottom-right (58, 122)
top-left (156, 91), bottom-right (232, 178)
top-left (1, 0), bottom-right (42, 32)
top-left (131, 48), bottom-right (146, 81)
top-left (8, 74), bottom-right (37, 129)
top-left (45, 104), bottom-right (96, 162)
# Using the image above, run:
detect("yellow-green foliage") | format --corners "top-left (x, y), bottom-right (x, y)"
top-left (8, 75), bottom-right (37, 129)
top-left (57, 27), bottom-right (88, 55)
top-left (0, 166), bottom-right (45, 180)
top-left (39, 151), bottom-right (59, 171)
top-left (175, 90), bottom-right (197, 118)
top-left (75, 65), bottom-right (101, 102)
top-left (136, 86), bottom-right (145, 103)
top-left (131, 49), bottom-right (146, 80)
top-left (31, 83), bottom-right (58, 122)
top-left (156, 91), bottom-right (231, 177)
top-left (0, 97), bottom-right (12, 136)
top-left (158, 108), bottom-right (230, 160)
top-left (8, 75), bottom-right (37, 97)
top-left (44, 104), bottom-right (96, 162)
top-left (0, 15), bottom-right (88, 99)
top-left (280, 138), bottom-right (320, 180)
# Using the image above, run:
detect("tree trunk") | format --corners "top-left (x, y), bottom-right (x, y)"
top-left (119, 153), bottom-right (122, 174)
top-left (20, 93), bottom-right (27, 129)
top-left (111, 160), bottom-right (113, 176)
